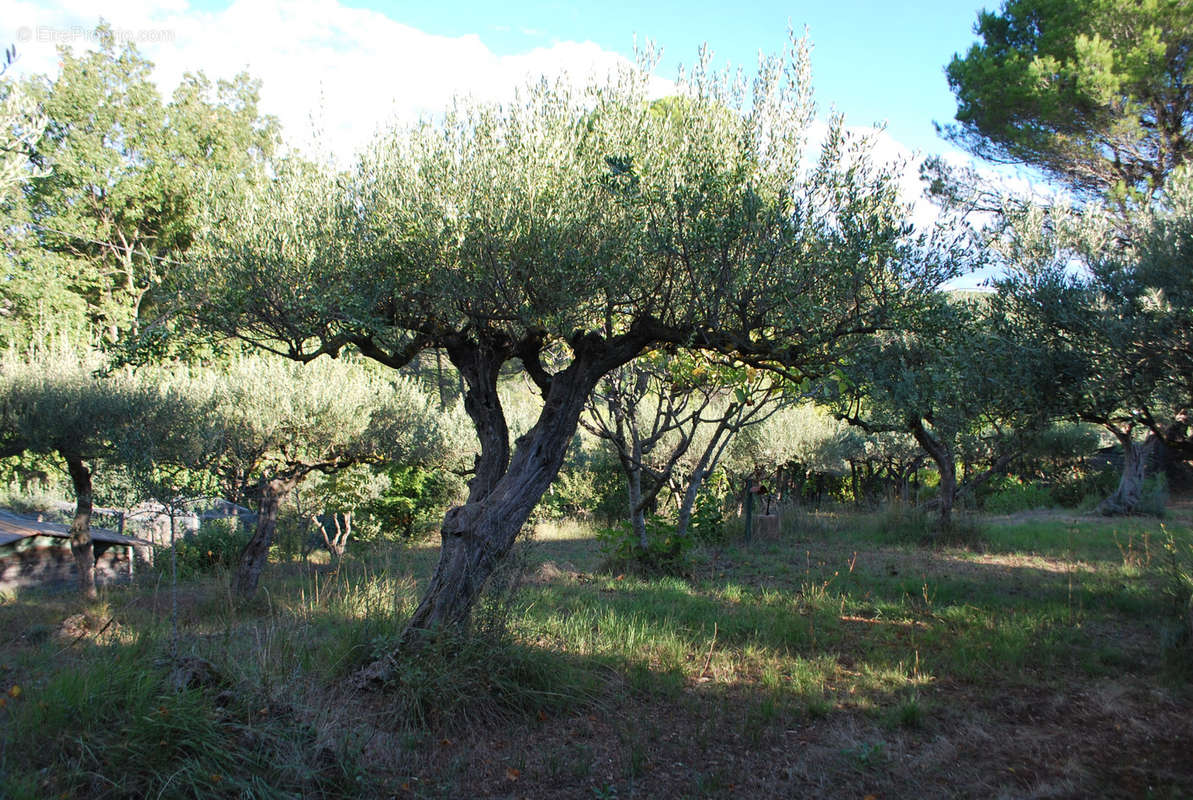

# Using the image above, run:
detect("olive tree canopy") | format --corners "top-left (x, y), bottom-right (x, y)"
top-left (992, 166), bottom-right (1193, 513)
top-left (183, 37), bottom-right (964, 670)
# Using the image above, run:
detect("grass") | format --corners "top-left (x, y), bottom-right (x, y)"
top-left (1, 507), bottom-right (1191, 798)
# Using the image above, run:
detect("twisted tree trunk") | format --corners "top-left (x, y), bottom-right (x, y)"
top-left (320, 511), bottom-right (352, 560)
top-left (627, 438), bottom-right (648, 549)
top-left (234, 475), bottom-right (298, 600)
top-left (910, 420), bottom-right (957, 528)
top-left (1098, 429), bottom-right (1158, 516)
top-left (352, 331), bottom-right (642, 688)
top-left (64, 452), bottom-right (97, 599)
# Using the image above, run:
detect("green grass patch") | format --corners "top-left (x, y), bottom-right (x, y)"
top-left (1, 512), bottom-right (1190, 797)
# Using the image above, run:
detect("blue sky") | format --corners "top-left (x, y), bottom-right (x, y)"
top-left (3, 0), bottom-right (1017, 289)
top-left (7, 0), bottom-right (996, 159)
top-left (319, 0), bottom-right (994, 156)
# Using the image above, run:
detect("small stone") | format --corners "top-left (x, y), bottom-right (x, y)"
top-left (165, 655), bottom-right (224, 692)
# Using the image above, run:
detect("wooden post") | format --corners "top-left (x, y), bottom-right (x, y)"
top-left (744, 482), bottom-right (754, 543)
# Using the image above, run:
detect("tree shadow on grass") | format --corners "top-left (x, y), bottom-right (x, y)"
top-left (3, 537), bottom-right (1191, 800)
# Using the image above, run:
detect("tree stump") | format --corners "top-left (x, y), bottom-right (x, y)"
top-left (756, 514), bottom-right (781, 540)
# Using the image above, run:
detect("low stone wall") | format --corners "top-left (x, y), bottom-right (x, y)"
top-left (0, 537), bottom-right (136, 593)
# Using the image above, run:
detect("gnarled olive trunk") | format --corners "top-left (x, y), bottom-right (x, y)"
top-left (234, 475), bottom-right (297, 600)
top-left (352, 331), bottom-right (641, 688)
top-left (1098, 430), bottom-right (1158, 516)
top-left (910, 420), bottom-right (956, 528)
top-left (64, 453), bottom-right (97, 599)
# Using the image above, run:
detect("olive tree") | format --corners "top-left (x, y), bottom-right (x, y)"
top-left (992, 168), bottom-right (1193, 514)
top-left (184, 357), bottom-right (460, 600)
top-left (0, 354), bottom-right (166, 596)
top-left (183, 37), bottom-right (959, 663)
top-left (583, 350), bottom-right (788, 546)
top-left (832, 298), bottom-right (1054, 525)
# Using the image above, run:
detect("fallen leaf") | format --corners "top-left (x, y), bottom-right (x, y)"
top-left (8, 685), bottom-right (21, 698)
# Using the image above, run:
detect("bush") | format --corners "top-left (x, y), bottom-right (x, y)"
top-left (1160, 526), bottom-right (1193, 671)
top-left (867, 504), bottom-right (933, 545)
top-left (367, 465), bottom-right (466, 539)
top-left (932, 514), bottom-right (987, 549)
top-left (539, 448), bottom-right (625, 522)
top-left (1, 635), bottom-right (367, 797)
top-left (868, 504), bottom-right (985, 549)
top-left (1048, 465), bottom-right (1119, 508)
top-left (364, 627), bottom-right (602, 731)
top-left (0, 486), bottom-right (63, 518)
top-left (687, 471), bottom-right (730, 543)
top-left (167, 517), bottom-right (253, 578)
top-left (597, 515), bottom-right (692, 574)
top-left (1136, 473), bottom-right (1169, 517)
top-left (983, 478), bottom-right (1055, 514)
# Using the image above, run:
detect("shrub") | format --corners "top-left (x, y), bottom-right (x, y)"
top-left (931, 513), bottom-right (987, 549)
top-left (167, 517), bottom-right (253, 578)
top-left (983, 478), bottom-right (1055, 514)
top-left (687, 471), bottom-right (731, 543)
top-left (0, 635), bottom-right (367, 797)
top-left (869, 504), bottom-right (985, 549)
top-left (0, 487), bottom-right (63, 518)
top-left (597, 515), bottom-right (692, 574)
top-left (868, 504), bottom-right (933, 545)
top-left (367, 465), bottom-right (466, 539)
top-left (1159, 526), bottom-right (1193, 671)
top-left (1049, 465), bottom-right (1119, 508)
top-left (1136, 473), bottom-right (1169, 517)
top-left (539, 448), bottom-right (624, 522)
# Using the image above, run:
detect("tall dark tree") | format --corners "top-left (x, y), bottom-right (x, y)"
top-left (946, 1), bottom-right (1193, 512)
top-left (944, 0), bottom-right (1193, 205)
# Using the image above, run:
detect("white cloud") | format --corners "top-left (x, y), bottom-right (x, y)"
top-left (1, 0), bottom-right (668, 160)
top-left (2, 0), bottom-right (1039, 290)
